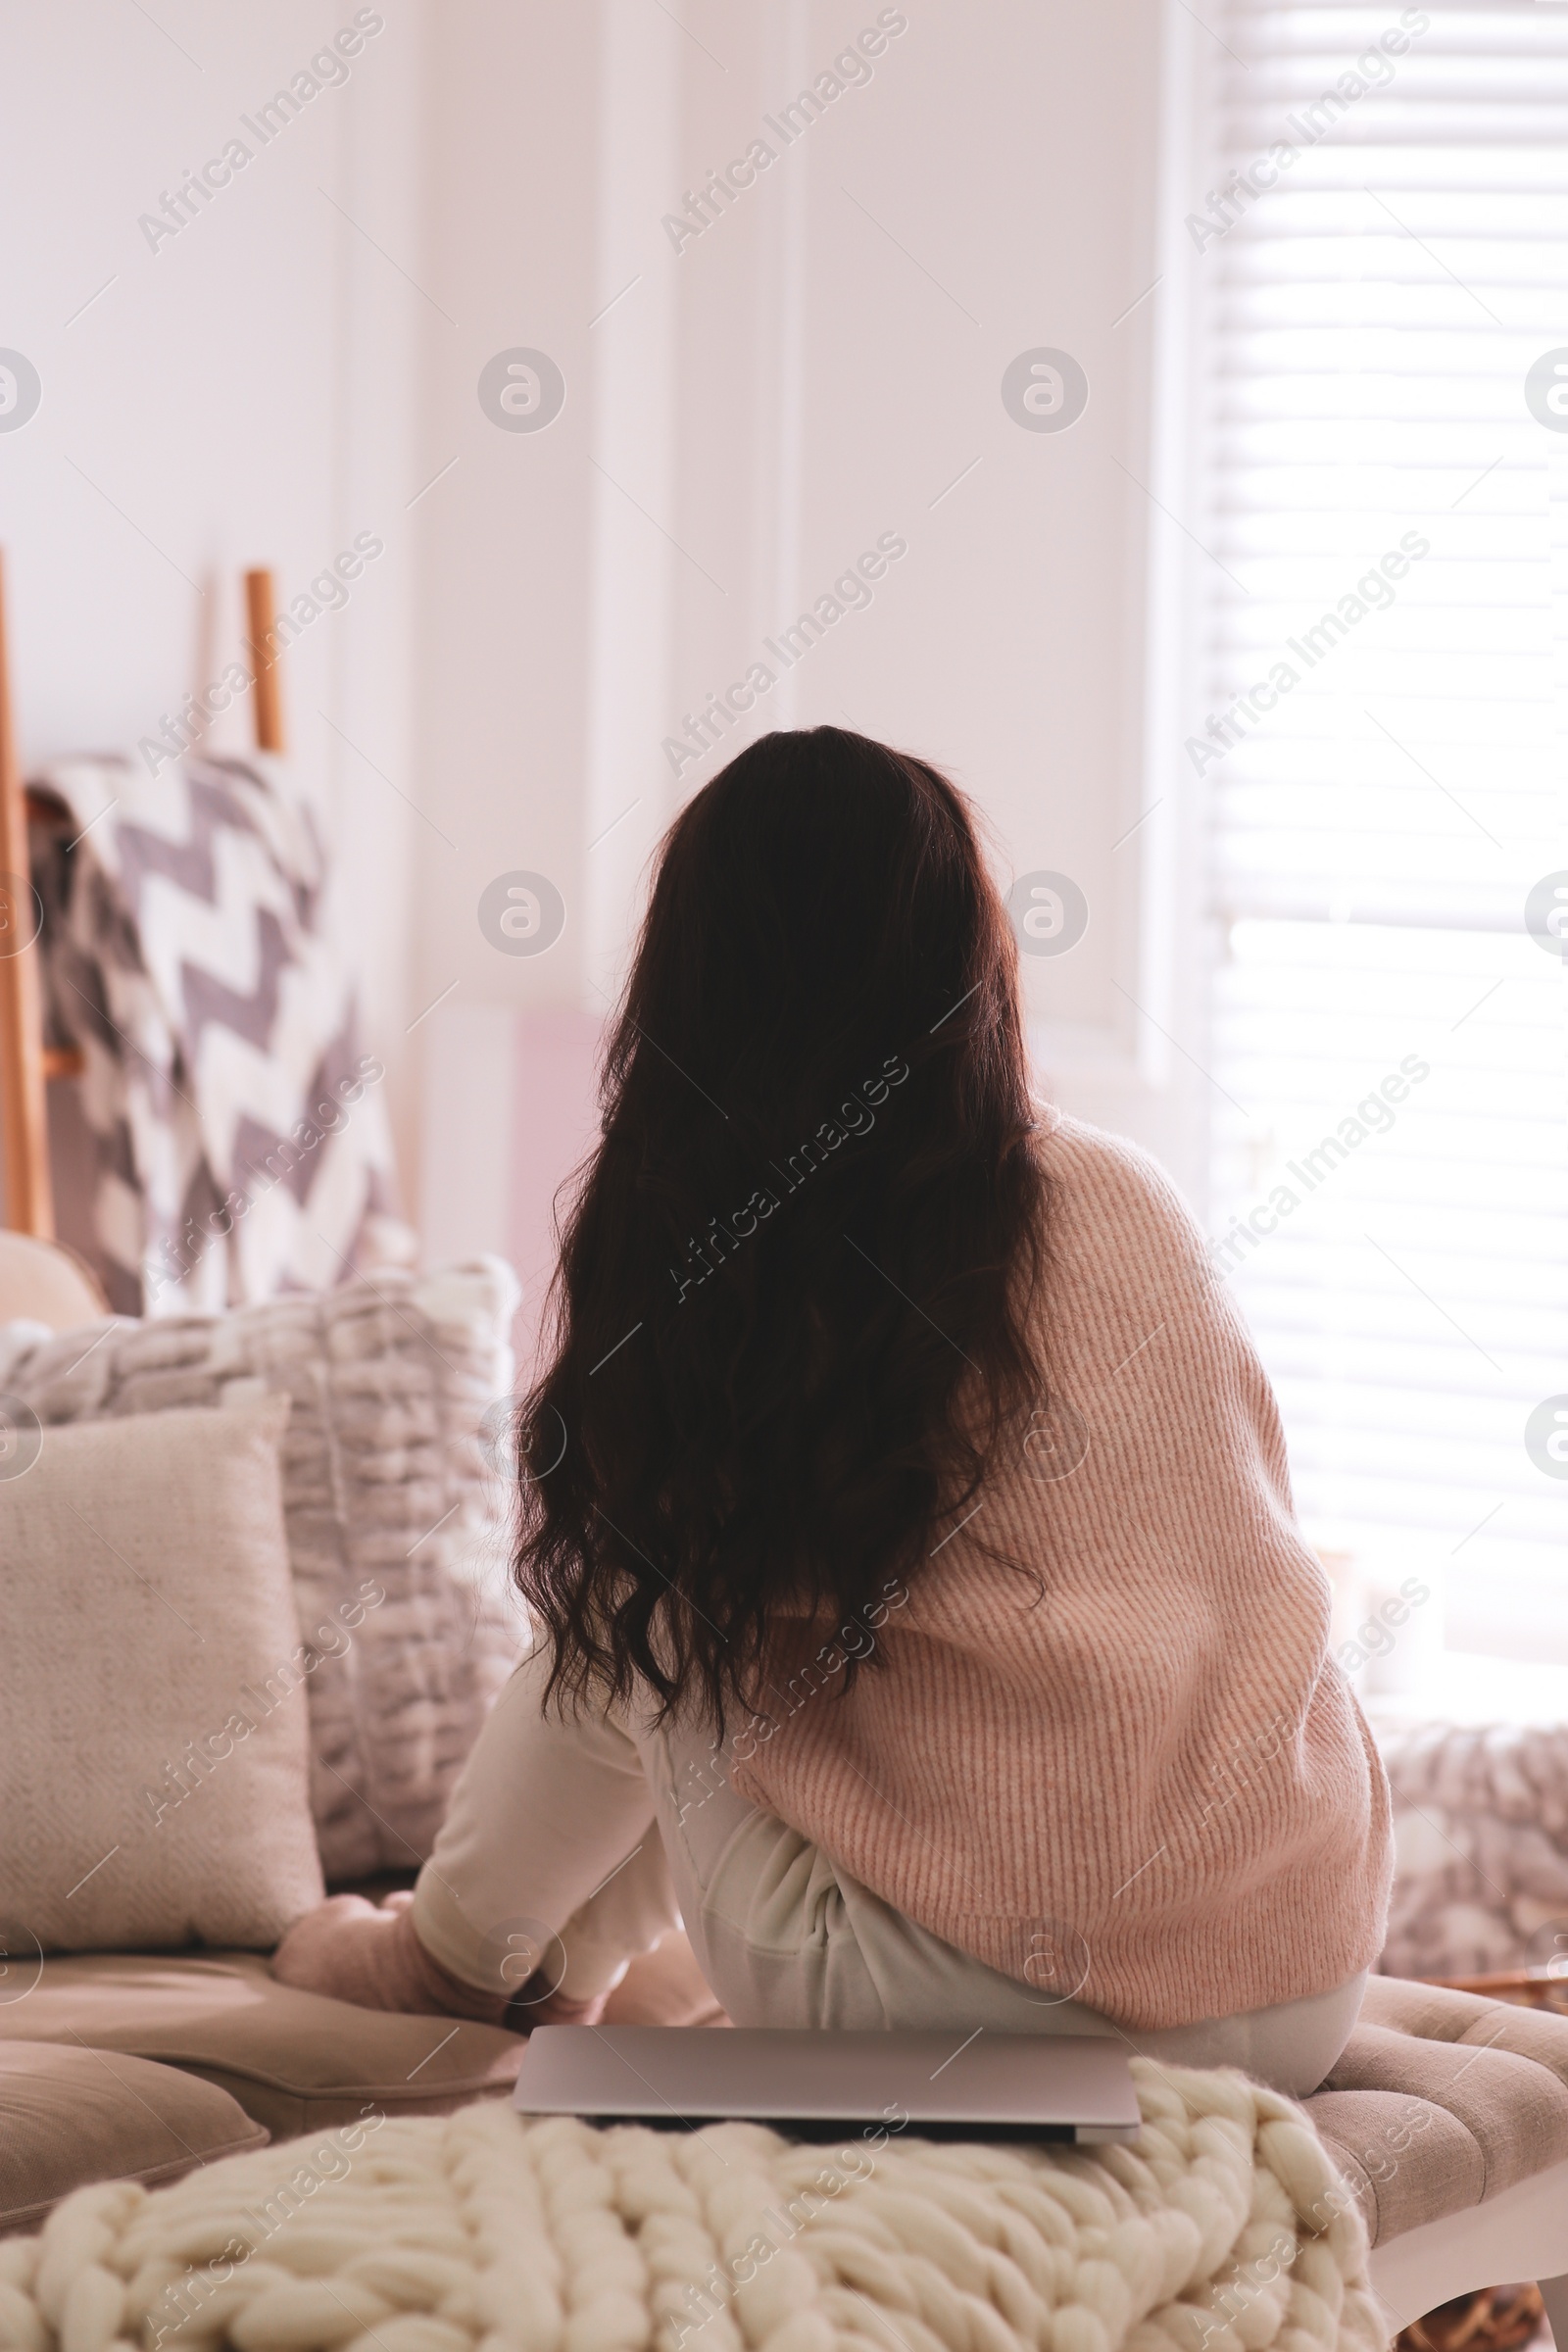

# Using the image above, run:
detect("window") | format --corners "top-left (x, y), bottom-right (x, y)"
top-left (1192, 0), bottom-right (1568, 1666)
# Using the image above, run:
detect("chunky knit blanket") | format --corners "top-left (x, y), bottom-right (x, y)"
top-left (0, 2071), bottom-right (1381, 2352)
top-left (1378, 1719), bottom-right (1568, 1980)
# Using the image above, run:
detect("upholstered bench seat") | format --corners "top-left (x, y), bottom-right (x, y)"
top-left (1300, 1973), bottom-right (1568, 2327)
top-left (1306, 1974), bottom-right (1568, 2239)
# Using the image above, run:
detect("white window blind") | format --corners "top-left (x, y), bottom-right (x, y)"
top-left (1194, 0), bottom-right (1568, 1663)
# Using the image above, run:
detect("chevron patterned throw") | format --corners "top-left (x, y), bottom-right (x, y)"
top-left (31, 751), bottom-right (407, 1314)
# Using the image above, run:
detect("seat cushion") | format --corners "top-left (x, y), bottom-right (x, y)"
top-left (1303, 1973), bottom-right (1568, 2244)
top-left (0, 2042), bottom-right (267, 2235)
top-left (0, 1951), bottom-right (523, 2138)
top-left (0, 1935), bottom-right (724, 2141)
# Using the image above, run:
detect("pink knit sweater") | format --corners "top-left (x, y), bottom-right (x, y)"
top-left (730, 1114), bottom-right (1393, 2032)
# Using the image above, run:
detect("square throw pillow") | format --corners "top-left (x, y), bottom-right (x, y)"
top-left (0, 1260), bottom-right (525, 1879)
top-left (0, 1398), bottom-right (325, 1952)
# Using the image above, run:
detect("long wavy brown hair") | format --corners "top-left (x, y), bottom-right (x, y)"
top-left (513, 727), bottom-right (1049, 1726)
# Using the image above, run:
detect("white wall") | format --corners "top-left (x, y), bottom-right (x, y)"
top-left (661, 0), bottom-right (1182, 1146)
top-left (414, 0), bottom-right (1202, 1319)
top-left (5, 0), bottom-right (1200, 1289)
top-left (0, 0), bottom-right (424, 1193)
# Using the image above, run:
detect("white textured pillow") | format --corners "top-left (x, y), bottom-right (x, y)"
top-left (0, 1398), bottom-right (325, 1952)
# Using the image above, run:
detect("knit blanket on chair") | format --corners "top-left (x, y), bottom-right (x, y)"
top-left (1378, 1719), bottom-right (1568, 1979)
top-left (0, 2068), bottom-right (1382, 2352)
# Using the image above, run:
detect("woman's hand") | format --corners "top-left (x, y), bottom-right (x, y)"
top-left (270, 1891), bottom-right (611, 2027)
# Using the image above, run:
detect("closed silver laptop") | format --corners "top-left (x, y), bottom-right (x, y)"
top-left (514, 2025), bottom-right (1141, 2145)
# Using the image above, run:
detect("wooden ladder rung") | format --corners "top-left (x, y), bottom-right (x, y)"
top-left (42, 1046), bottom-right (84, 1082)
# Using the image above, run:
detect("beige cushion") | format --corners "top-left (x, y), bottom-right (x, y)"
top-left (0, 1936), bottom-right (721, 2139)
top-left (0, 2042), bottom-right (267, 2234)
top-left (0, 1951), bottom-right (521, 2137)
top-left (0, 1264), bottom-right (524, 1881)
top-left (1304, 1973), bottom-right (1568, 2244)
top-left (0, 1400), bottom-right (324, 1953)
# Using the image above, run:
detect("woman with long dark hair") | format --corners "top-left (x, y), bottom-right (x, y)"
top-left (277, 727), bottom-right (1390, 2091)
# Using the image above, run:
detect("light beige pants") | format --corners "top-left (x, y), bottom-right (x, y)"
top-left (412, 1646), bottom-right (1366, 2098)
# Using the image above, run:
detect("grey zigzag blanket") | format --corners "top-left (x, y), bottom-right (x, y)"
top-left (31, 750), bottom-right (403, 1315)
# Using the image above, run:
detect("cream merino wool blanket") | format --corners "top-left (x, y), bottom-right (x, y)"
top-left (0, 2067), bottom-right (1381, 2352)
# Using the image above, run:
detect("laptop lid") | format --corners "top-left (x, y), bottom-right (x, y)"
top-left (513, 2026), bottom-right (1141, 2144)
